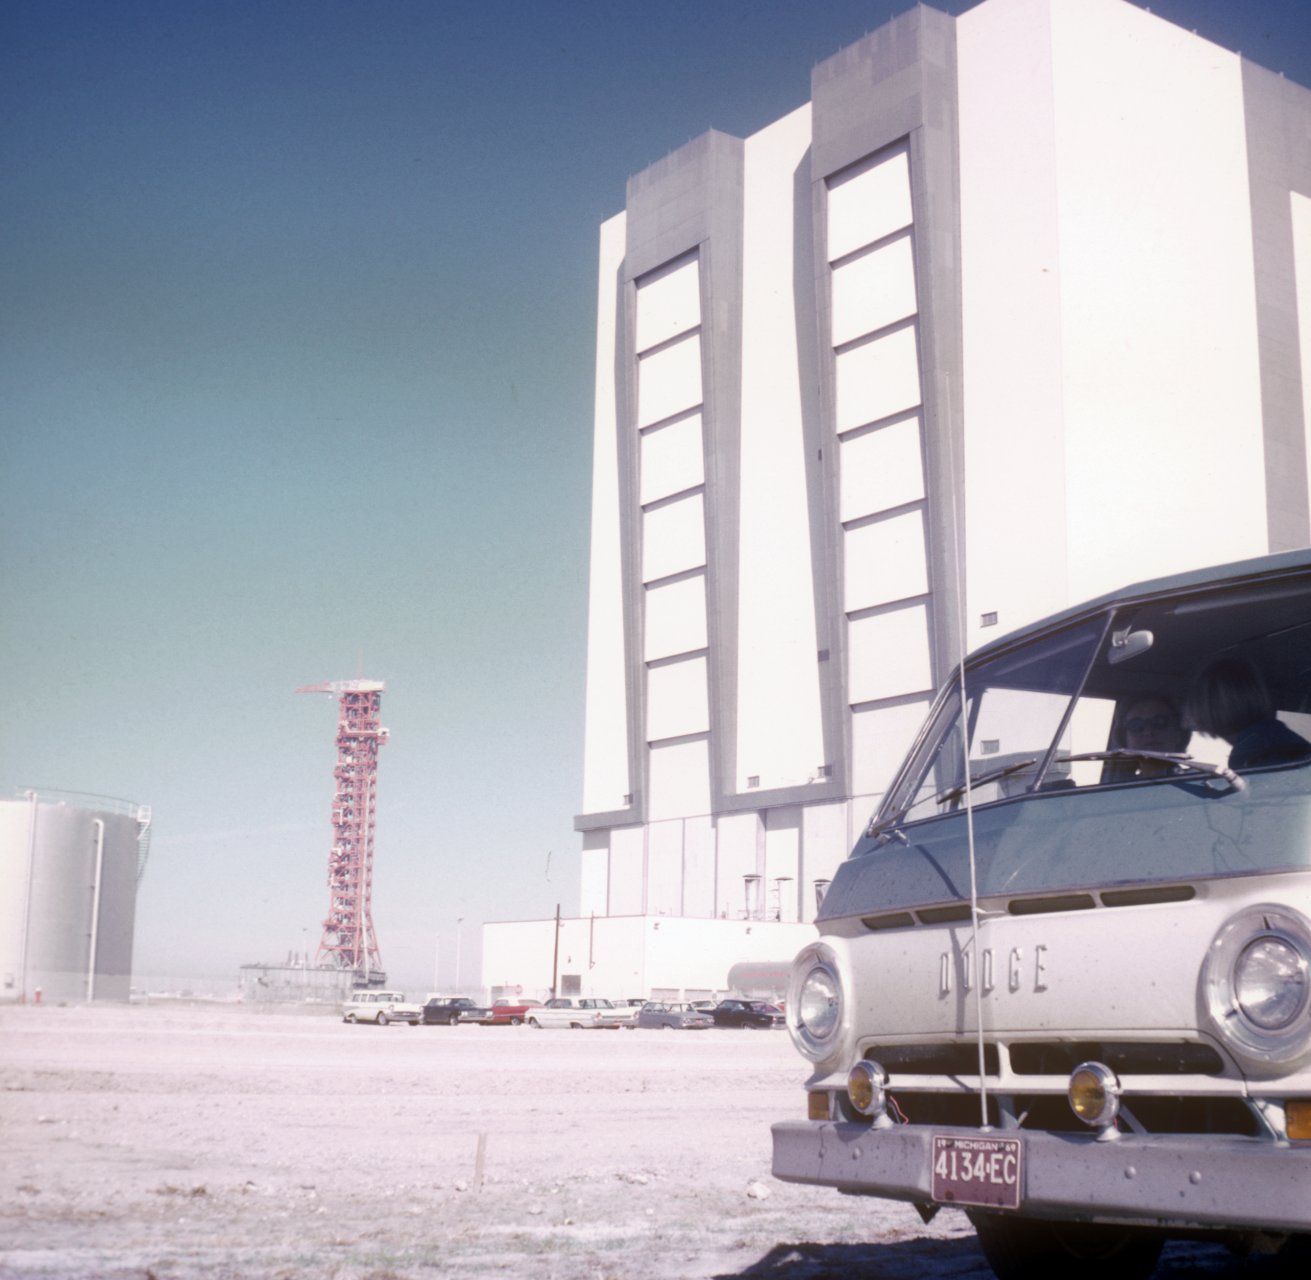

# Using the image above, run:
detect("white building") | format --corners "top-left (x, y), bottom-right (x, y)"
top-left (483, 0), bottom-right (1311, 1001)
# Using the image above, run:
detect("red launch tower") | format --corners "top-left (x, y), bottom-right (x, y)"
top-left (297, 679), bottom-right (389, 985)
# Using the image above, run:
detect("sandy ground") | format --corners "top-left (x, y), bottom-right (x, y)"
top-left (0, 1004), bottom-right (1259, 1279)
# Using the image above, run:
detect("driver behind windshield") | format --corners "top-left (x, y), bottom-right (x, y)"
top-left (1109, 695), bottom-right (1191, 779)
top-left (1184, 657), bottom-right (1311, 770)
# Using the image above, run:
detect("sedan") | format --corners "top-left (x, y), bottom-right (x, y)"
top-left (637, 1001), bottom-right (714, 1030)
top-left (527, 998), bottom-right (619, 1029)
top-left (710, 999), bottom-right (786, 1029)
top-left (422, 997), bottom-right (488, 1026)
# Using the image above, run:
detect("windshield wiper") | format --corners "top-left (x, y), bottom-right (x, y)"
top-left (1058, 750), bottom-right (1246, 792)
top-left (936, 758), bottom-right (1040, 806)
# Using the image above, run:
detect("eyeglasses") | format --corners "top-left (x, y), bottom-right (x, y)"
top-left (1125, 714), bottom-right (1176, 734)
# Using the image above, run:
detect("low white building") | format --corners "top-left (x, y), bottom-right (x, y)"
top-left (482, 0), bottom-right (1311, 999)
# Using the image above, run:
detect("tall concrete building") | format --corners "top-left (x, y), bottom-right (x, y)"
top-left (482, 0), bottom-right (1311, 1000)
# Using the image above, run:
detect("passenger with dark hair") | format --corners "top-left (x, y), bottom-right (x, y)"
top-left (1184, 657), bottom-right (1311, 770)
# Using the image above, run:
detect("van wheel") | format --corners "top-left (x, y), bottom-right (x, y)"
top-left (376, 1012), bottom-right (389, 1026)
top-left (968, 1212), bottom-right (1162, 1280)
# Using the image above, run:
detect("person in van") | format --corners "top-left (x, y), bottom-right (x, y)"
top-left (1185, 656), bottom-right (1311, 770)
top-left (1104, 694), bottom-right (1190, 780)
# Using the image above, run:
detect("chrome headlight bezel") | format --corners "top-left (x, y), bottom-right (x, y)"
top-left (1202, 904), bottom-right (1311, 1074)
top-left (787, 942), bottom-right (845, 1062)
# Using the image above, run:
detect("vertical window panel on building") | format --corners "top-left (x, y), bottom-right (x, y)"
top-left (843, 509), bottom-right (929, 613)
top-left (714, 811), bottom-right (762, 918)
top-left (637, 333), bottom-right (703, 429)
top-left (764, 809), bottom-right (800, 922)
top-left (608, 826), bottom-right (646, 916)
top-left (639, 413), bottom-right (704, 506)
top-left (646, 655), bottom-right (709, 743)
top-left (635, 254), bottom-right (701, 353)
top-left (830, 234), bottom-right (918, 348)
top-left (644, 573), bottom-right (708, 663)
top-left (646, 819), bottom-right (683, 917)
top-left (847, 605), bottom-right (933, 705)
top-left (850, 699), bottom-right (932, 799)
top-left (682, 816), bottom-right (715, 917)
top-left (801, 803), bottom-right (849, 922)
top-left (642, 492), bottom-right (707, 583)
top-left (579, 833), bottom-right (609, 917)
top-left (648, 738), bottom-right (711, 823)
top-left (826, 145), bottom-right (913, 262)
top-left (839, 416), bottom-right (925, 523)
top-left (835, 325), bottom-right (922, 432)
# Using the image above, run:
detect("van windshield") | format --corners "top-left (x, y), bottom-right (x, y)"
top-left (873, 572), bottom-right (1311, 838)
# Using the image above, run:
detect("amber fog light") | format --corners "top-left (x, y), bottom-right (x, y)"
top-left (1068, 1061), bottom-right (1121, 1133)
top-left (1287, 1100), bottom-right (1311, 1141)
top-left (848, 1060), bottom-right (889, 1120)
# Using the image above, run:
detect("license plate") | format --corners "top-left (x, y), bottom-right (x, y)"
top-left (931, 1134), bottom-right (1022, 1210)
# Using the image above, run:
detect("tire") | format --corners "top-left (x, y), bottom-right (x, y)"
top-left (376, 1012), bottom-right (389, 1026)
top-left (969, 1212), bottom-right (1163, 1280)
top-left (569, 1021), bottom-right (583, 1030)
top-left (528, 1017), bottom-right (541, 1028)
top-left (510, 1017), bottom-right (522, 1026)
top-left (448, 1014), bottom-right (459, 1027)
top-left (659, 1022), bottom-right (669, 1031)
top-left (344, 1013), bottom-right (356, 1024)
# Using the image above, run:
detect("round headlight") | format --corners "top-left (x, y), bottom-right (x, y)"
top-left (787, 944), bottom-right (845, 1061)
top-left (1203, 905), bottom-right (1311, 1073)
top-left (1235, 936), bottom-right (1308, 1030)
top-left (798, 967), bottom-right (841, 1041)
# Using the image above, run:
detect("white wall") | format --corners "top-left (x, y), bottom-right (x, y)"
top-left (581, 213), bottom-right (632, 815)
top-left (735, 106), bottom-right (826, 793)
top-left (1293, 191), bottom-right (1311, 520)
top-left (481, 914), bottom-right (815, 1004)
top-left (958, 0), bottom-right (1268, 651)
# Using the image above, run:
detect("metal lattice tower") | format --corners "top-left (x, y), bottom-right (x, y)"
top-left (297, 679), bottom-right (389, 984)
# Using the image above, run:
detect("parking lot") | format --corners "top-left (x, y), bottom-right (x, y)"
top-left (0, 1003), bottom-right (1253, 1278)
top-left (0, 1002), bottom-right (983, 1279)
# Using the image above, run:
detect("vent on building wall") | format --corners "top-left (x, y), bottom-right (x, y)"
top-left (747, 775), bottom-right (760, 788)
top-left (981, 611), bottom-right (999, 627)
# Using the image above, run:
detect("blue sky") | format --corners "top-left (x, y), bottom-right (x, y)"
top-left (5, 0), bottom-right (1311, 996)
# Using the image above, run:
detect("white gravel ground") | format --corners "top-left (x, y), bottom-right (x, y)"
top-left (0, 1003), bottom-right (1256, 1279)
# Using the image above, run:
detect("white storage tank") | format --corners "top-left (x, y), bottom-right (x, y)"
top-left (0, 790), bottom-right (152, 1003)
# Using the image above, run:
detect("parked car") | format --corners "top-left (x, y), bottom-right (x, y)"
top-left (711, 999), bottom-right (785, 1029)
top-left (341, 990), bottom-right (423, 1026)
top-left (477, 999), bottom-right (543, 1026)
top-left (637, 1001), bottom-right (714, 1030)
top-left (590, 998), bottom-right (639, 1027)
top-left (422, 996), bottom-right (488, 1026)
top-left (526, 998), bottom-right (621, 1029)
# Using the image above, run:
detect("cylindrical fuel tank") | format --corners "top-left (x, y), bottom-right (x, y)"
top-left (0, 792), bottom-right (149, 1002)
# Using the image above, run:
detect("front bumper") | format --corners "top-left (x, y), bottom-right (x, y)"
top-left (772, 1120), bottom-right (1311, 1233)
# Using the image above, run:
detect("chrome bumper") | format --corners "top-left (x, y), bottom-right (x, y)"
top-left (772, 1120), bottom-right (1311, 1232)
